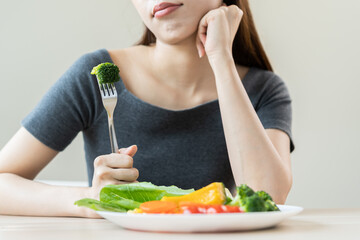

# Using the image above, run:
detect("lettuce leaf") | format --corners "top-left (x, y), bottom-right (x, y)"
top-left (74, 198), bottom-right (126, 212)
top-left (101, 182), bottom-right (194, 203)
top-left (75, 182), bottom-right (194, 212)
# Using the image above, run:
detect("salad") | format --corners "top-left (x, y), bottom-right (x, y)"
top-left (75, 182), bottom-right (279, 214)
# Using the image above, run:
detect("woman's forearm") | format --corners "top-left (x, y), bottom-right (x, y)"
top-left (209, 54), bottom-right (291, 203)
top-left (0, 173), bottom-right (95, 217)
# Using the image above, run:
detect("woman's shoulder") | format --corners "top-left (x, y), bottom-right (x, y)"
top-left (241, 67), bottom-right (290, 105)
top-left (107, 45), bottom-right (149, 68)
top-left (243, 67), bottom-right (286, 91)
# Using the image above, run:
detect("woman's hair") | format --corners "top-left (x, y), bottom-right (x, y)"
top-left (137, 0), bottom-right (273, 72)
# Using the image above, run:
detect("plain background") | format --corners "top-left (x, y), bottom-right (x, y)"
top-left (1, 0), bottom-right (359, 208)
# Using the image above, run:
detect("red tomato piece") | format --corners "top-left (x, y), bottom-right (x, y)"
top-left (179, 202), bottom-right (242, 214)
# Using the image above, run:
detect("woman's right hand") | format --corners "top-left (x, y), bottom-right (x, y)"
top-left (90, 145), bottom-right (139, 199)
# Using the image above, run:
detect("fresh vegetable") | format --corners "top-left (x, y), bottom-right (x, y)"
top-left (179, 202), bottom-right (242, 214)
top-left (75, 182), bottom-right (279, 214)
top-left (237, 184), bottom-right (255, 198)
top-left (140, 201), bottom-right (178, 214)
top-left (75, 182), bottom-right (194, 212)
top-left (91, 62), bottom-right (120, 84)
top-left (161, 182), bottom-right (226, 205)
top-left (256, 191), bottom-right (280, 211)
top-left (228, 184), bottom-right (279, 212)
top-left (74, 198), bottom-right (126, 212)
top-left (135, 201), bottom-right (242, 214)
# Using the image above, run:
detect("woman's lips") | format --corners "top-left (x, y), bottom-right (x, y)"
top-left (153, 2), bottom-right (182, 18)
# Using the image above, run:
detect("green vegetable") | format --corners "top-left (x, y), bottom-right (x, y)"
top-left (240, 194), bottom-right (266, 212)
top-left (74, 198), bottom-right (126, 212)
top-left (75, 182), bottom-right (194, 212)
top-left (256, 191), bottom-right (280, 211)
top-left (256, 190), bottom-right (273, 201)
top-left (224, 188), bottom-right (234, 205)
top-left (237, 184), bottom-right (255, 198)
top-left (91, 62), bottom-right (120, 84)
top-left (228, 184), bottom-right (279, 212)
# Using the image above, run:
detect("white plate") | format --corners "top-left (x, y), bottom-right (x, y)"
top-left (97, 205), bottom-right (303, 233)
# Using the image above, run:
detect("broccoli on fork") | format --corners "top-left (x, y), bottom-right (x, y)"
top-left (91, 62), bottom-right (120, 84)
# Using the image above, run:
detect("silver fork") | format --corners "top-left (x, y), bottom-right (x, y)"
top-left (97, 79), bottom-right (119, 153)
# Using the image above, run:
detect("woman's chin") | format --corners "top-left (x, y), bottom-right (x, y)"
top-left (155, 31), bottom-right (197, 46)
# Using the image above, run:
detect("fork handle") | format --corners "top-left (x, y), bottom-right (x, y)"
top-left (108, 117), bottom-right (119, 153)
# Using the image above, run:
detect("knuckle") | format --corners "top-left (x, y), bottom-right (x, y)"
top-left (229, 5), bottom-right (242, 14)
top-left (94, 156), bottom-right (106, 167)
top-left (132, 168), bottom-right (139, 179)
top-left (123, 156), bottom-right (133, 167)
top-left (216, 10), bottom-right (225, 16)
top-left (94, 168), bottom-right (108, 180)
top-left (235, 7), bottom-right (243, 16)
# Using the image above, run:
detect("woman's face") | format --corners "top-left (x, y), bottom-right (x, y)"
top-left (132, 0), bottom-right (222, 44)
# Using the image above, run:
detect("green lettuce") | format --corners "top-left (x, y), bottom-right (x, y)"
top-left (74, 198), bottom-right (126, 212)
top-left (75, 182), bottom-right (194, 212)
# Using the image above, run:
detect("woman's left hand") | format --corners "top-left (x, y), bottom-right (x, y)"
top-left (196, 4), bottom-right (243, 60)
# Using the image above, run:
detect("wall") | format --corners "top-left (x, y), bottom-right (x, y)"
top-left (1, 0), bottom-right (359, 208)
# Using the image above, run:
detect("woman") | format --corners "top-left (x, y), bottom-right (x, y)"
top-left (0, 0), bottom-right (294, 218)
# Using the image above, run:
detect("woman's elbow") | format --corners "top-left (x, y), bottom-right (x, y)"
top-left (274, 173), bottom-right (293, 204)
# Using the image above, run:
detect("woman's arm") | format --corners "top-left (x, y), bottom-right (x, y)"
top-left (0, 127), bottom-right (139, 217)
top-left (209, 55), bottom-right (292, 203)
top-left (197, 6), bottom-right (292, 203)
top-left (0, 127), bottom-right (95, 217)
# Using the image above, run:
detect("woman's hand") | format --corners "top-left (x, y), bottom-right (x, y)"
top-left (90, 145), bottom-right (139, 199)
top-left (196, 4), bottom-right (243, 60)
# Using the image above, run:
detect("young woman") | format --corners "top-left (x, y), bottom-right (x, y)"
top-left (0, 0), bottom-right (294, 218)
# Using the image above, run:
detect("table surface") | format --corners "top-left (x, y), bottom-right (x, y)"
top-left (1, 209), bottom-right (359, 240)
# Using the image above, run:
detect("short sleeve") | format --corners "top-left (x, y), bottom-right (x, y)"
top-left (255, 74), bottom-right (295, 152)
top-left (21, 50), bottom-right (104, 151)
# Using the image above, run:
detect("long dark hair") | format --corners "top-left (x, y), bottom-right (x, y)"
top-left (136, 0), bottom-right (273, 72)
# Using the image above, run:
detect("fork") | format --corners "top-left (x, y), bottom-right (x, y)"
top-left (97, 79), bottom-right (119, 153)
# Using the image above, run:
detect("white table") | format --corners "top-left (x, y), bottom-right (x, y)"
top-left (1, 209), bottom-right (359, 240)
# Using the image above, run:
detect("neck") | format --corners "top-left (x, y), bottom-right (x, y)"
top-left (148, 34), bottom-right (215, 92)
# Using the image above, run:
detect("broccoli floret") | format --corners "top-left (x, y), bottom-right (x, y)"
top-left (91, 62), bottom-right (120, 84)
top-left (256, 191), bottom-right (279, 211)
top-left (240, 194), bottom-right (266, 212)
top-left (264, 201), bottom-right (279, 211)
top-left (228, 184), bottom-right (255, 207)
top-left (256, 191), bottom-right (273, 201)
top-left (227, 185), bottom-right (279, 212)
top-left (255, 191), bottom-right (279, 211)
top-left (237, 184), bottom-right (255, 198)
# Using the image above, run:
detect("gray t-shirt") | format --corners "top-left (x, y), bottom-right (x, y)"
top-left (22, 48), bottom-right (294, 190)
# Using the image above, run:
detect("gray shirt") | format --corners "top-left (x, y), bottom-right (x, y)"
top-left (22, 48), bottom-right (294, 190)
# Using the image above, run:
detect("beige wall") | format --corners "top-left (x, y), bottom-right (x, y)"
top-left (1, 0), bottom-right (359, 208)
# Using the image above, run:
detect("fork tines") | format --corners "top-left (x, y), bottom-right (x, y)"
top-left (99, 83), bottom-right (117, 97)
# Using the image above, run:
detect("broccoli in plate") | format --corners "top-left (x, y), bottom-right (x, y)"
top-left (256, 191), bottom-right (280, 211)
top-left (228, 184), bottom-right (279, 212)
top-left (91, 62), bottom-right (120, 84)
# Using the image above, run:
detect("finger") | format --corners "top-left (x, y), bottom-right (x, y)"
top-left (197, 16), bottom-right (209, 57)
top-left (198, 17), bottom-right (208, 46)
top-left (110, 168), bottom-right (139, 182)
top-left (195, 35), bottom-right (205, 58)
top-left (94, 154), bottom-right (134, 168)
top-left (118, 145), bottom-right (138, 157)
